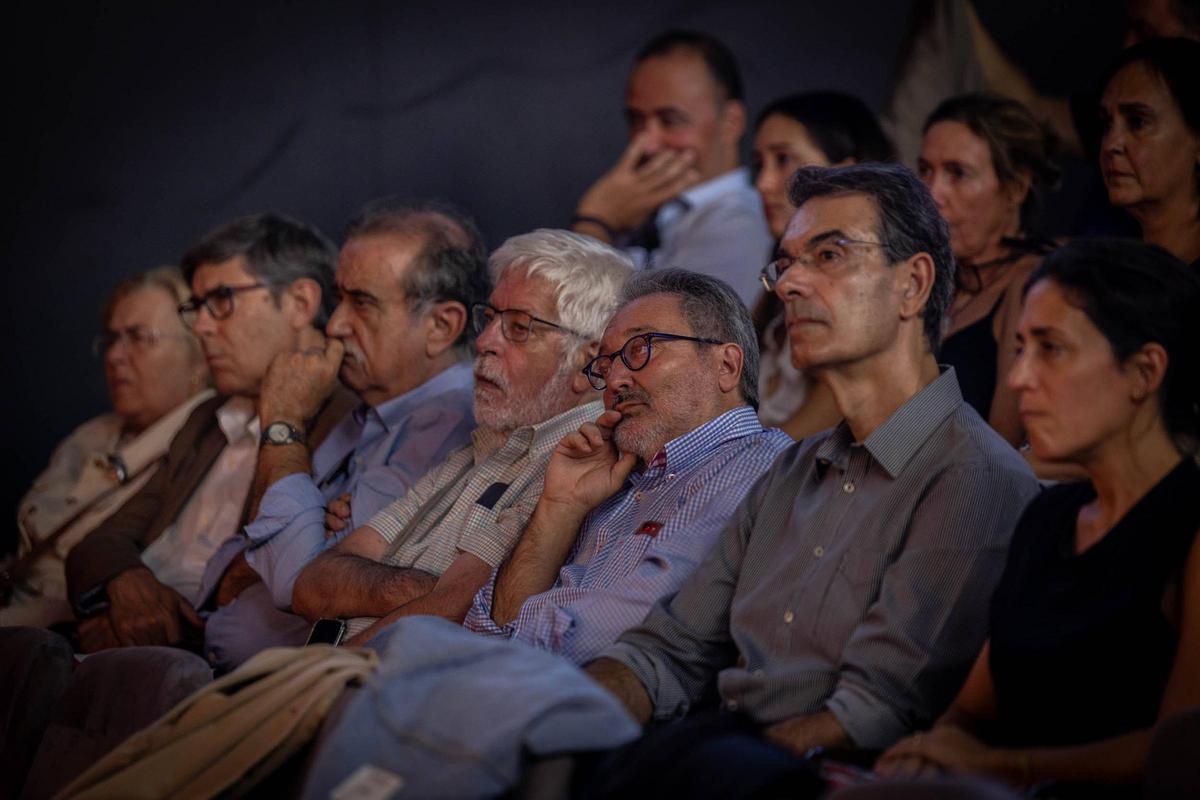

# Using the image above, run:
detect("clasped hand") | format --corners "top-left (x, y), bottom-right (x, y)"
top-left (258, 328), bottom-right (345, 426)
top-left (83, 566), bottom-right (203, 651)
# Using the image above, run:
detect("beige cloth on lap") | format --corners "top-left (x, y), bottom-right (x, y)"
top-left (57, 646), bottom-right (377, 800)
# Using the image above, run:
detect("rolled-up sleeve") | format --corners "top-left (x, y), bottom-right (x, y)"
top-left (824, 464), bottom-right (1039, 748)
top-left (244, 474), bottom-right (332, 609)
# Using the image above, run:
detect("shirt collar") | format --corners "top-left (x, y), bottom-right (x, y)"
top-left (641, 405), bottom-right (763, 478)
top-left (358, 361), bottom-right (474, 433)
top-left (656, 168), bottom-right (750, 229)
top-left (216, 396), bottom-right (260, 445)
top-left (815, 367), bottom-right (963, 479)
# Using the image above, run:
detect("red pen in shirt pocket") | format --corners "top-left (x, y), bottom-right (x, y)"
top-left (636, 521), bottom-right (664, 537)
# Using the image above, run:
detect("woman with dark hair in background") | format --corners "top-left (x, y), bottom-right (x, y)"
top-left (3, 268), bottom-right (212, 628)
top-left (750, 91), bottom-right (894, 439)
top-left (1099, 36), bottom-right (1200, 267)
top-left (918, 92), bottom-right (1060, 447)
top-left (878, 238), bottom-right (1200, 794)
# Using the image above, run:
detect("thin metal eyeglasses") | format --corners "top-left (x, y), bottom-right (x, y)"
top-left (177, 283), bottom-right (269, 327)
top-left (581, 332), bottom-right (722, 391)
top-left (470, 302), bottom-right (585, 342)
top-left (759, 238), bottom-right (885, 291)
top-left (92, 325), bottom-right (189, 357)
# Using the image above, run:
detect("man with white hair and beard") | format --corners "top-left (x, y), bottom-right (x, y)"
top-left (290, 229), bottom-right (631, 643)
top-left (464, 269), bottom-right (792, 664)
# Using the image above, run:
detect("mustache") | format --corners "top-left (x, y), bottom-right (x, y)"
top-left (611, 387), bottom-right (652, 410)
top-left (474, 355), bottom-right (509, 391)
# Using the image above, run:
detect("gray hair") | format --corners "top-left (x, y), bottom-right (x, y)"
top-left (789, 163), bottom-right (955, 354)
top-left (104, 265), bottom-right (192, 326)
top-left (181, 212), bottom-right (338, 326)
top-left (489, 229), bottom-right (633, 341)
top-left (619, 269), bottom-right (760, 409)
top-left (344, 199), bottom-right (491, 357)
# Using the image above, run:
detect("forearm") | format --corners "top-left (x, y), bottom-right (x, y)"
top-left (347, 553), bottom-right (494, 645)
top-left (765, 710), bottom-right (852, 755)
top-left (291, 551), bottom-right (437, 622)
top-left (247, 442), bottom-right (312, 522)
top-left (586, 657), bottom-right (653, 726)
top-left (988, 730), bottom-right (1152, 788)
top-left (491, 500), bottom-right (585, 626)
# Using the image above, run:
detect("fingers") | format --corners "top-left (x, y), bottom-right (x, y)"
top-left (325, 493), bottom-right (353, 536)
top-left (616, 131), bottom-right (654, 171)
top-left (297, 326), bottom-right (327, 353)
top-left (325, 335), bottom-right (345, 362)
top-left (612, 450), bottom-right (639, 483)
top-left (595, 409), bottom-right (622, 434)
top-left (636, 148), bottom-right (696, 191)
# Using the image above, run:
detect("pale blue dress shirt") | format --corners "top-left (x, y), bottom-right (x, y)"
top-left (465, 406), bottom-right (791, 664)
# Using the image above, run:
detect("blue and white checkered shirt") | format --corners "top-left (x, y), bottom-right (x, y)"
top-left (465, 406), bottom-right (792, 664)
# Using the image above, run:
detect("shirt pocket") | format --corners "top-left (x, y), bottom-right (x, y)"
top-left (812, 547), bottom-right (887, 654)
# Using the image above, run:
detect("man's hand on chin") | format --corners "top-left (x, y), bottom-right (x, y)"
top-left (573, 134), bottom-right (701, 241)
top-left (258, 328), bottom-right (345, 427)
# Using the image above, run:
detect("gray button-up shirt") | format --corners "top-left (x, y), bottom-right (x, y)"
top-left (604, 368), bottom-right (1040, 749)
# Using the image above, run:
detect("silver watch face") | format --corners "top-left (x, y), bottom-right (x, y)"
top-left (265, 422), bottom-right (298, 444)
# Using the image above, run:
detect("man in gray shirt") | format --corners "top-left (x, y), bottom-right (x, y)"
top-left (584, 163), bottom-right (1039, 797)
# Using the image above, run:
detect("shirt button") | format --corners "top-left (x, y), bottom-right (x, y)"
top-left (726, 699), bottom-right (739, 711)
top-left (752, 669), bottom-right (764, 678)
top-left (814, 546), bottom-right (824, 557)
top-left (634, 492), bottom-right (644, 502)
top-left (843, 481), bottom-right (855, 493)
top-left (783, 610), bottom-right (794, 624)
top-left (666, 473), bottom-right (676, 481)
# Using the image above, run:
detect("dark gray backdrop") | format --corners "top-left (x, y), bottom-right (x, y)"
top-left (2, 1), bottom-right (916, 552)
top-left (3, 1), bottom-right (1128, 554)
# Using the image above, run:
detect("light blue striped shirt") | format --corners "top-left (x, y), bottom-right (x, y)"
top-left (465, 406), bottom-right (791, 664)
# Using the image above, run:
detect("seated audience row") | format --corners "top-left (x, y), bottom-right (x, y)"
top-left (5, 28), bottom-right (1200, 800)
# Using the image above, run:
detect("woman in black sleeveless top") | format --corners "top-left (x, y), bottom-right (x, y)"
top-left (878, 239), bottom-right (1200, 793)
top-left (918, 94), bottom-right (1059, 447)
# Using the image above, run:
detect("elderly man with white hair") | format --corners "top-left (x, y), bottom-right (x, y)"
top-left (289, 229), bottom-right (631, 643)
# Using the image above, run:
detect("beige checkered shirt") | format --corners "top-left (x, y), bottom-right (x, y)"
top-left (344, 400), bottom-right (603, 636)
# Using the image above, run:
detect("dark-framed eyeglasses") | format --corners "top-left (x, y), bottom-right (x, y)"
top-left (581, 332), bottom-right (723, 391)
top-left (470, 302), bottom-right (583, 343)
top-left (177, 283), bottom-right (269, 327)
top-left (92, 325), bottom-right (189, 357)
top-left (760, 237), bottom-right (885, 291)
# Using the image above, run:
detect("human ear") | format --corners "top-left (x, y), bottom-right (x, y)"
top-left (1005, 171), bottom-right (1033, 210)
top-left (720, 99), bottom-right (746, 147)
top-left (570, 340), bottom-right (602, 394)
top-left (1127, 342), bottom-right (1168, 402)
top-left (898, 252), bottom-right (936, 320)
top-left (424, 301), bottom-right (467, 358)
top-left (283, 278), bottom-right (324, 330)
top-left (715, 343), bottom-right (744, 396)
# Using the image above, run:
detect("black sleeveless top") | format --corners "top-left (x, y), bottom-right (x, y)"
top-left (988, 459), bottom-right (1200, 747)
top-left (940, 293), bottom-right (1004, 419)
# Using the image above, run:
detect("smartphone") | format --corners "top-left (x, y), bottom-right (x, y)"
top-left (305, 618), bottom-right (346, 646)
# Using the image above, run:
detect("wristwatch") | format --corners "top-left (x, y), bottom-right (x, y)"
top-left (262, 421), bottom-right (307, 446)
